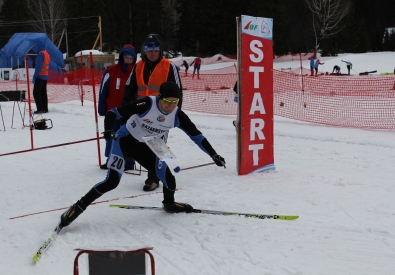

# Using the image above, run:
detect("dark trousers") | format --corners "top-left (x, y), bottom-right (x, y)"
top-left (33, 78), bottom-right (48, 112)
top-left (80, 134), bottom-right (176, 207)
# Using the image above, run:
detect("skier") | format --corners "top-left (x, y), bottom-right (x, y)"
top-left (180, 59), bottom-right (189, 76)
top-left (309, 57), bottom-right (315, 76)
top-left (59, 81), bottom-right (226, 228)
top-left (314, 59), bottom-right (325, 76)
top-left (190, 57), bottom-right (202, 79)
top-left (332, 65), bottom-right (341, 74)
top-left (341, 60), bottom-right (352, 75)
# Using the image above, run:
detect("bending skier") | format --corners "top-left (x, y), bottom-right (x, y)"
top-left (59, 81), bottom-right (226, 228)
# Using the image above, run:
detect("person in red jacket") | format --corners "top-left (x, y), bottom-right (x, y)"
top-left (98, 44), bottom-right (137, 170)
top-left (190, 56), bottom-right (202, 79)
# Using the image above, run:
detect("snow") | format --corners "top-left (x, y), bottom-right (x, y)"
top-left (75, 50), bottom-right (105, 57)
top-left (0, 52), bottom-right (395, 274)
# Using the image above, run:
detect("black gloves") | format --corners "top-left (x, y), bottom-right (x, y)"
top-left (102, 130), bottom-right (115, 140)
top-left (212, 154), bottom-right (226, 168)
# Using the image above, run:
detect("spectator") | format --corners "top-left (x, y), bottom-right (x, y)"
top-left (332, 65), bottom-right (341, 74)
top-left (32, 41), bottom-right (50, 114)
top-left (190, 56), bottom-right (202, 79)
top-left (314, 59), bottom-right (325, 76)
top-left (341, 60), bottom-right (352, 75)
top-left (309, 57), bottom-right (315, 76)
top-left (121, 33), bottom-right (183, 192)
top-left (181, 59), bottom-right (189, 76)
top-left (98, 44), bottom-right (137, 171)
top-left (58, 82), bottom-right (226, 229)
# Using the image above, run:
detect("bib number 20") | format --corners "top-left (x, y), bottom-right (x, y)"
top-left (108, 155), bottom-right (124, 173)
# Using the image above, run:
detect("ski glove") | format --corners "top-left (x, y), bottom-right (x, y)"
top-left (212, 154), bottom-right (226, 168)
top-left (102, 130), bottom-right (115, 140)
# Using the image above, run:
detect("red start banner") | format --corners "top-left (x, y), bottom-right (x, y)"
top-left (239, 15), bottom-right (275, 175)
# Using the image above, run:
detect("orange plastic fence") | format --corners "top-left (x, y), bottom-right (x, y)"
top-left (1, 67), bottom-right (394, 129)
top-left (274, 69), bottom-right (395, 129)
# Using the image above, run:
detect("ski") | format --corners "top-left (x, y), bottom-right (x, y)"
top-left (110, 204), bottom-right (299, 220)
top-left (359, 70), bottom-right (377, 75)
top-left (33, 222), bottom-right (63, 263)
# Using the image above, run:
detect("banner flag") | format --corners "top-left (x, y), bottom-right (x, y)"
top-left (239, 15), bottom-right (275, 175)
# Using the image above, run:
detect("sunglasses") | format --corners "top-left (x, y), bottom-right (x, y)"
top-left (123, 55), bottom-right (134, 59)
top-left (162, 97), bottom-right (179, 104)
top-left (144, 44), bottom-right (160, 52)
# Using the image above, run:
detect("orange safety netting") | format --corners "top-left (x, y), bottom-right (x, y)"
top-left (274, 69), bottom-right (395, 130)
top-left (1, 67), bottom-right (394, 129)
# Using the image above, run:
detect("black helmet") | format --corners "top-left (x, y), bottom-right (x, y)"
top-left (140, 33), bottom-right (164, 62)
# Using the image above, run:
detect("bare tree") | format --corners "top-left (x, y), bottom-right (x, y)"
top-left (27, 0), bottom-right (67, 45)
top-left (304, 0), bottom-right (351, 51)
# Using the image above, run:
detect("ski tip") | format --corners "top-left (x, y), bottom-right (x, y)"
top-left (32, 255), bottom-right (39, 263)
top-left (277, 215), bottom-right (299, 220)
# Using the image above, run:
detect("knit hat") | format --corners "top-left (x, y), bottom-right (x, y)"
top-left (158, 81), bottom-right (181, 99)
top-left (119, 44), bottom-right (137, 64)
top-left (140, 33), bottom-right (164, 62)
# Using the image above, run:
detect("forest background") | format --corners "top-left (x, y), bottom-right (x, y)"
top-left (0, 0), bottom-right (394, 58)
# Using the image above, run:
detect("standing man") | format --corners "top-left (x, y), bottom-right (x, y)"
top-left (309, 57), bottom-right (315, 76)
top-left (314, 59), bottom-right (325, 76)
top-left (341, 60), bottom-right (352, 75)
top-left (98, 44), bottom-right (137, 170)
top-left (190, 56), bottom-right (202, 79)
top-left (121, 33), bottom-right (183, 192)
top-left (58, 82), bottom-right (226, 229)
top-left (32, 41), bottom-right (50, 114)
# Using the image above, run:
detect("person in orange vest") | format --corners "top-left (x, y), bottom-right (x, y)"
top-left (190, 56), bottom-right (202, 79)
top-left (121, 33), bottom-right (183, 192)
top-left (32, 41), bottom-right (50, 114)
top-left (98, 44), bottom-right (137, 171)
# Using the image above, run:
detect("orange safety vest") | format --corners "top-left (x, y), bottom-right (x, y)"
top-left (38, 50), bottom-right (50, 76)
top-left (135, 59), bottom-right (171, 97)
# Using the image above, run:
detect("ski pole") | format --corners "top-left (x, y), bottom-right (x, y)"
top-left (174, 162), bottom-right (216, 172)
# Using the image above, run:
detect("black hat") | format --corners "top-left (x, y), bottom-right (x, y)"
top-left (159, 81), bottom-right (181, 99)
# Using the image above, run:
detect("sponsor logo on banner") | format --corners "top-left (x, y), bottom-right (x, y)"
top-left (242, 16), bottom-right (273, 40)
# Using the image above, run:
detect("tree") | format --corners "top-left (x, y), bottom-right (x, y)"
top-left (161, 0), bottom-right (181, 52)
top-left (27, 0), bottom-right (67, 46)
top-left (304, 0), bottom-right (351, 52)
top-left (0, 0), bottom-right (30, 48)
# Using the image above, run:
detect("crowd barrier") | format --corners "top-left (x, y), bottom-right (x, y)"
top-left (1, 67), bottom-right (394, 130)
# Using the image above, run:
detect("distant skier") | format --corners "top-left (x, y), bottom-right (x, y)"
top-left (341, 60), bottom-right (352, 75)
top-left (332, 65), bottom-right (341, 74)
top-left (314, 59), bottom-right (325, 76)
top-left (190, 57), bottom-right (202, 79)
top-left (180, 59), bottom-right (189, 76)
top-left (309, 57), bottom-right (315, 76)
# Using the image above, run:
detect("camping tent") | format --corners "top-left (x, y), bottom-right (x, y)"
top-left (0, 33), bottom-right (64, 71)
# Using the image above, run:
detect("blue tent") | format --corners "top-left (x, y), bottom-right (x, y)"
top-left (0, 33), bottom-right (64, 71)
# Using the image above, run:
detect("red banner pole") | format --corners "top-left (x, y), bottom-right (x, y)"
top-left (89, 52), bottom-right (102, 166)
top-left (25, 56), bottom-right (34, 149)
